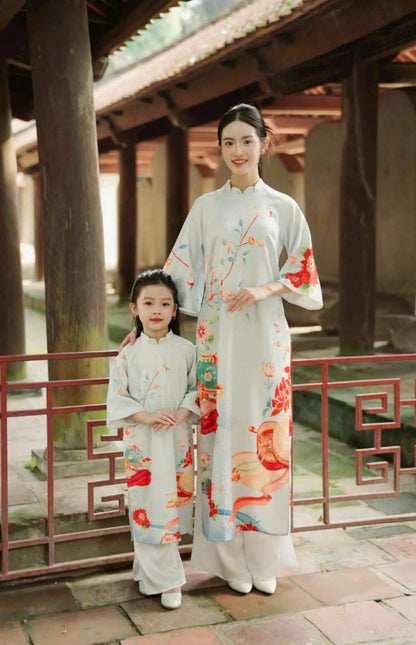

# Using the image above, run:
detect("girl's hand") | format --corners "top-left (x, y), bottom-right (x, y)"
top-left (224, 286), bottom-right (270, 312)
top-left (171, 407), bottom-right (191, 425)
top-left (118, 328), bottom-right (137, 352)
top-left (130, 409), bottom-right (176, 429)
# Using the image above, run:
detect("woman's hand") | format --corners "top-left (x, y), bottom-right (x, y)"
top-left (223, 286), bottom-right (270, 312)
top-left (118, 329), bottom-right (137, 352)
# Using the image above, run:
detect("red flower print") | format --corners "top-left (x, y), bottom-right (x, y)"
top-left (133, 508), bottom-right (150, 528)
top-left (248, 237), bottom-right (255, 245)
top-left (165, 257), bottom-right (172, 266)
top-left (201, 407), bottom-right (218, 435)
top-left (161, 531), bottom-right (181, 544)
top-left (301, 248), bottom-right (319, 285)
top-left (284, 269), bottom-right (309, 289)
top-left (196, 320), bottom-right (210, 343)
top-left (271, 376), bottom-right (291, 417)
top-left (127, 469), bottom-right (151, 487)
top-left (236, 523), bottom-right (259, 532)
top-left (183, 446), bottom-right (192, 468)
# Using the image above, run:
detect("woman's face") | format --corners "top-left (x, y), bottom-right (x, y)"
top-left (219, 119), bottom-right (263, 185)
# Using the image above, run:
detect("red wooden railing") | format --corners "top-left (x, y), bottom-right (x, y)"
top-left (0, 350), bottom-right (415, 581)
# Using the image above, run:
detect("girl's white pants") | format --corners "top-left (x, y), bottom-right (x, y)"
top-left (133, 541), bottom-right (186, 595)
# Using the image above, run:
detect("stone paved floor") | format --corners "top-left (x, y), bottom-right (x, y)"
top-left (1, 309), bottom-right (416, 643)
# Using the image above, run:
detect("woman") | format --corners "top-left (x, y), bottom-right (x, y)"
top-left (163, 104), bottom-right (322, 594)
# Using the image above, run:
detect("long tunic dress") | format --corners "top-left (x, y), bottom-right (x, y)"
top-left (164, 179), bottom-right (323, 552)
top-left (106, 331), bottom-right (200, 547)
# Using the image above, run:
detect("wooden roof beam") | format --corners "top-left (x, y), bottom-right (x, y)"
top-left (379, 62), bottom-right (416, 85)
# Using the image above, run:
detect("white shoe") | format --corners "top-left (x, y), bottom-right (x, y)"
top-left (228, 579), bottom-right (252, 594)
top-left (161, 591), bottom-right (182, 609)
top-left (252, 577), bottom-right (277, 594)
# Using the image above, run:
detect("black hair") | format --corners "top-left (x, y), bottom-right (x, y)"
top-left (217, 103), bottom-right (278, 155)
top-left (130, 269), bottom-right (180, 336)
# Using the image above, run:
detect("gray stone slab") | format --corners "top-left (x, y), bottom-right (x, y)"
top-left (366, 491), bottom-right (416, 515)
top-left (0, 582), bottom-right (77, 621)
top-left (68, 570), bottom-right (140, 608)
top-left (121, 592), bottom-right (230, 634)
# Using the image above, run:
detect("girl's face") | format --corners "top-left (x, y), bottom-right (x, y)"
top-left (130, 284), bottom-right (177, 341)
top-left (219, 119), bottom-right (265, 187)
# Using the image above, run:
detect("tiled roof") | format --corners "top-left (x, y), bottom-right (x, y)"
top-left (94, 0), bottom-right (306, 112)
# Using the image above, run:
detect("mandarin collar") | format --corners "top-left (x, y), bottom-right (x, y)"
top-left (225, 178), bottom-right (264, 195)
top-left (140, 330), bottom-right (173, 345)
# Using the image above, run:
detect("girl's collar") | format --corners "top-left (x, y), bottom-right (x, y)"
top-left (140, 330), bottom-right (173, 344)
top-left (225, 178), bottom-right (264, 195)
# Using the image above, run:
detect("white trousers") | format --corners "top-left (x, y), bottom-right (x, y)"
top-left (132, 541), bottom-right (186, 595)
top-left (190, 458), bottom-right (297, 582)
top-left (191, 528), bottom-right (297, 583)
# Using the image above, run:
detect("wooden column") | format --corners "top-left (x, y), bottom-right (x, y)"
top-left (33, 172), bottom-right (44, 281)
top-left (27, 0), bottom-right (107, 452)
top-left (117, 144), bottom-right (137, 300)
top-left (0, 59), bottom-right (26, 379)
top-left (166, 125), bottom-right (189, 253)
top-left (339, 53), bottom-right (378, 355)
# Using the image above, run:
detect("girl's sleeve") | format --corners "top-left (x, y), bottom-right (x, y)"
top-left (278, 202), bottom-right (323, 310)
top-left (163, 198), bottom-right (205, 316)
top-left (106, 353), bottom-right (145, 431)
top-left (180, 345), bottom-right (200, 422)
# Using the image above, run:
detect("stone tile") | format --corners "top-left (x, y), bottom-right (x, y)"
top-left (303, 600), bottom-right (416, 645)
top-left (121, 626), bottom-right (222, 644)
top-left (377, 559), bottom-right (416, 592)
top-left (0, 582), bottom-right (77, 621)
top-left (214, 614), bottom-right (329, 644)
top-left (209, 578), bottom-right (321, 620)
top-left (68, 570), bottom-right (140, 609)
top-left (7, 475), bottom-right (39, 505)
top-left (347, 524), bottom-right (414, 540)
top-left (370, 533), bottom-right (416, 559)
top-left (292, 530), bottom-right (394, 572)
top-left (27, 606), bottom-right (137, 645)
top-left (385, 596), bottom-right (416, 624)
top-left (292, 567), bottom-right (402, 605)
top-left (366, 492), bottom-right (416, 515)
top-left (0, 621), bottom-right (27, 645)
top-left (122, 592), bottom-right (229, 634)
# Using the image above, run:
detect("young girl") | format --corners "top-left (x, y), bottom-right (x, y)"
top-left (106, 269), bottom-right (199, 610)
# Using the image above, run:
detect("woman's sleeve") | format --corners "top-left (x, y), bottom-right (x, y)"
top-left (163, 198), bottom-right (205, 317)
top-left (106, 353), bottom-right (144, 431)
top-left (179, 345), bottom-right (201, 422)
top-left (279, 203), bottom-right (323, 310)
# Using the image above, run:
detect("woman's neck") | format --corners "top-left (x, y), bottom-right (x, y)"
top-left (229, 171), bottom-right (260, 192)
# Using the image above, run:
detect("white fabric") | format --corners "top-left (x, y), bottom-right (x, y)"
top-left (106, 331), bottom-right (199, 545)
top-left (164, 179), bottom-right (323, 543)
top-left (190, 441), bottom-right (297, 580)
top-left (133, 541), bottom-right (186, 595)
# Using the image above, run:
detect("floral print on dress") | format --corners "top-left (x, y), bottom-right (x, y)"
top-left (283, 247), bottom-right (319, 290)
top-left (163, 180), bottom-right (322, 541)
top-left (106, 332), bottom-right (199, 545)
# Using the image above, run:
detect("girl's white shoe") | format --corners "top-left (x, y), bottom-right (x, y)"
top-left (252, 577), bottom-right (277, 594)
top-left (228, 579), bottom-right (253, 594)
top-left (161, 590), bottom-right (182, 609)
